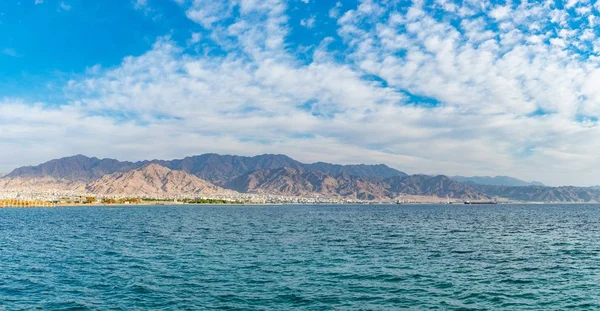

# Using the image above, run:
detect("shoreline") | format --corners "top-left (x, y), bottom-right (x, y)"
top-left (8, 201), bottom-right (600, 208)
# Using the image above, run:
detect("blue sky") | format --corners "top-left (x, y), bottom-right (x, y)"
top-left (0, 0), bottom-right (195, 99)
top-left (0, 0), bottom-right (348, 99)
top-left (1, 0), bottom-right (600, 186)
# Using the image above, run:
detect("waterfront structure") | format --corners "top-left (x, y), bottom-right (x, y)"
top-left (0, 199), bottom-right (56, 208)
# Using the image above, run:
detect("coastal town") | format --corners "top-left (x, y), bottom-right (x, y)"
top-left (0, 185), bottom-right (385, 206)
top-left (0, 192), bottom-right (392, 207)
top-left (1, 154), bottom-right (599, 207)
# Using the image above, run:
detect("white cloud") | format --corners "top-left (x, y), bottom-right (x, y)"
top-left (187, 32), bottom-right (202, 45)
top-left (59, 1), bottom-right (71, 11)
top-left (1, 48), bottom-right (19, 57)
top-left (489, 5), bottom-right (511, 20)
top-left (34, 0), bottom-right (44, 5)
top-left (300, 16), bottom-right (316, 28)
top-left (329, 2), bottom-right (342, 18)
top-left (5, 0), bottom-right (600, 186)
top-left (565, 0), bottom-right (586, 9)
top-left (134, 0), bottom-right (147, 10)
top-left (184, 0), bottom-right (233, 29)
top-left (333, 0), bottom-right (600, 185)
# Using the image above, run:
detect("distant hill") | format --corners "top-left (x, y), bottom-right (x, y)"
top-left (385, 175), bottom-right (488, 200)
top-left (451, 175), bottom-right (545, 187)
top-left (6, 154), bottom-right (407, 184)
top-left (305, 162), bottom-right (407, 179)
top-left (221, 168), bottom-right (600, 202)
top-left (86, 164), bottom-right (232, 197)
top-left (6, 155), bottom-right (141, 181)
top-left (0, 176), bottom-right (86, 192)
top-left (225, 169), bottom-right (489, 201)
top-left (224, 167), bottom-right (392, 201)
top-left (5, 154), bottom-right (600, 202)
top-left (155, 154), bottom-right (305, 185)
top-left (473, 184), bottom-right (600, 202)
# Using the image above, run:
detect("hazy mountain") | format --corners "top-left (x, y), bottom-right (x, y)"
top-left (384, 175), bottom-right (489, 200)
top-left (225, 168), bottom-right (489, 201)
top-left (155, 153), bottom-right (305, 185)
top-left (451, 175), bottom-right (545, 187)
top-left (222, 167), bottom-right (600, 202)
top-left (473, 185), bottom-right (600, 202)
top-left (304, 162), bottom-right (407, 179)
top-left (86, 164), bottom-right (232, 197)
top-left (6, 154), bottom-right (407, 184)
top-left (6, 155), bottom-right (142, 182)
top-left (155, 154), bottom-right (407, 183)
top-left (0, 176), bottom-right (86, 192)
top-left (225, 167), bottom-right (391, 200)
top-left (6, 154), bottom-right (600, 202)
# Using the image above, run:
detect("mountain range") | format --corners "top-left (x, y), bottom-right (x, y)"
top-left (6, 154), bottom-right (407, 184)
top-left (87, 164), bottom-right (233, 198)
top-left (1, 154), bottom-right (599, 202)
top-left (450, 176), bottom-right (545, 187)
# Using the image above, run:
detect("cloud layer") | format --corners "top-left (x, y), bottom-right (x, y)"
top-left (2, 0), bottom-right (600, 186)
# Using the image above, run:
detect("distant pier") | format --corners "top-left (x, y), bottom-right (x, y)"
top-left (0, 200), bottom-right (56, 208)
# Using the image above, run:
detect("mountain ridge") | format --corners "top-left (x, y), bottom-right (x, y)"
top-left (86, 163), bottom-right (233, 197)
top-left (385, 175), bottom-right (488, 200)
top-left (451, 175), bottom-right (545, 187)
top-left (6, 155), bottom-right (141, 182)
top-left (4, 154), bottom-right (600, 202)
top-left (224, 167), bottom-right (394, 201)
top-left (6, 154), bottom-right (407, 184)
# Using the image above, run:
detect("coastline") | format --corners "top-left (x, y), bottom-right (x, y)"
top-left (12, 201), bottom-right (600, 208)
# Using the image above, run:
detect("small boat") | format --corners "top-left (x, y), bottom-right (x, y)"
top-left (464, 201), bottom-right (497, 205)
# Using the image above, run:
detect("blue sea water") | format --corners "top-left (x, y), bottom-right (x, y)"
top-left (1, 204), bottom-right (600, 310)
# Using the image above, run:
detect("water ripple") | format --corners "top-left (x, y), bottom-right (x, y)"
top-left (1, 204), bottom-right (600, 309)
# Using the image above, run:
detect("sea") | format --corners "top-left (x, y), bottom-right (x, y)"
top-left (1, 204), bottom-right (599, 310)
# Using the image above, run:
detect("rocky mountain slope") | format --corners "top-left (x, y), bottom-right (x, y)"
top-left (155, 154), bottom-right (305, 185)
top-left (6, 154), bottom-right (406, 184)
top-left (225, 167), bottom-right (392, 200)
top-left (4, 154), bottom-right (600, 202)
top-left (385, 175), bottom-right (488, 200)
top-left (0, 176), bottom-right (86, 192)
top-left (451, 175), bottom-right (545, 187)
top-left (6, 155), bottom-right (141, 182)
top-left (304, 162), bottom-right (407, 179)
top-left (86, 164), bottom-right (232, 197)
top-left (225, 168), bottom-right (489, 201)
top-left (223, 169), bottom-right (600, 202)
top-left (473, 185), bottom-right (600, 202)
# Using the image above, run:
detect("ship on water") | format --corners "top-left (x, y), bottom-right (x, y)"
top-left (464, 198), bottom-right (498, 205)
top-left (464, 201), bottom-right (497, 205)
